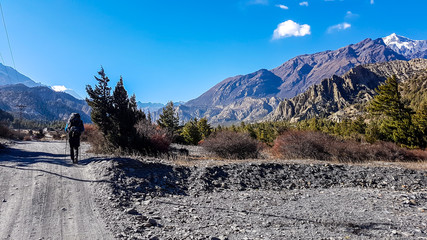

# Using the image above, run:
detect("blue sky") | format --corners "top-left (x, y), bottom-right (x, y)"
top-left (0, 0), bottom-right (426, 103)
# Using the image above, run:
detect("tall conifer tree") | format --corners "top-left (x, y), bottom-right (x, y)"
top-left (157, 101), bottom-right (180, 139)
top-left (86, 67), bottom-right (113, 137)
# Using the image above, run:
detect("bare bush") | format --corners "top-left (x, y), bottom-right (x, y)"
top-left (0, 124), bottom-right (13, 138)
top-left (135, 119), bottom-right (171, 154)
top-left (273, 130), bottom-right (427, 162)
top-left (84, 124), bottom-right (112, 153)
top-left (369, 141), bottom-right (427, 162)
top-left (201, 130), bottom-right (261, 159)
top-left (273, 130), bottom-right (334, 160)
top-left (327, 140), bottom-right (371, 163)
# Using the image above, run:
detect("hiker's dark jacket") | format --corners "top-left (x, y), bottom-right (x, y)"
top-left (65, 113), bottom-right (84, 147)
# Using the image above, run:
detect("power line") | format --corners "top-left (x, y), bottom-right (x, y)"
top-left (0, 2), bottom-right (19, 81)
top-left (0, 2), bottom-right (16, 69)
top-left (0, 51), bottom-right (13, 83)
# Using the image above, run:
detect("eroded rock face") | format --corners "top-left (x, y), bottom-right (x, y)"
top-left (267, 59), bottom-right (427, 122)
top-left (178, 97), bottom-right (281, 125)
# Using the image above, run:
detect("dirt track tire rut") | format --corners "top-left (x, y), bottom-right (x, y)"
top-left (0, 141), bottom-right (113, 240)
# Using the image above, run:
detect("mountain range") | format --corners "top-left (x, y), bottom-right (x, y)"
top-left (178, 33), bottom-right (427, 125)
top-left (0, 63), bottom-right (91, 122)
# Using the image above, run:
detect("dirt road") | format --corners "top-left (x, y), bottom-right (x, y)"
top-left (0, 141), bottom-right (113, 240)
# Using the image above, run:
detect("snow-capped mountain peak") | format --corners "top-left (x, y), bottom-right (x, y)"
top-left (51, 85), bottom-right (83, 99)
top-left (382, 33), bottom-right (427, 58)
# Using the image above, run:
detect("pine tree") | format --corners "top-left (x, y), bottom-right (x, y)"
top-left (111, 77), bottom-right (131, 148)
top-left (87, 68), bottom-right (146, 152)
top-left (368, 75), bottom-right (417, 147)
top-left (86, 67), bottom-right (113, 137)
top-left (111, 78), bottom-right (146, 150)
top-left (181, 118), bottom-right (202, 145)
top-left (413, 104), bottom-right (427, 148)
top-left (157, 101), bottom-right (180, 139)
top-left (197, 117), bottom-right (212, 139)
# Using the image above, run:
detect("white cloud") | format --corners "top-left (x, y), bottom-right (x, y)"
top-left (327, 22), bottom-right (351, 33)
top-left (299, 1), bottom-right (309, 6)
top-left (345, 11), bottom-right (359, 18)
top-left (51, 85), bottom-right (69, 92)
top-left (276, 4), bottom-right (289, 9)
top-left (273, 20), bottom-right (311, 40)
top-left (370, 0), bottom-right (374, 4)
top-left (248, 0), bottom-right (269, 5)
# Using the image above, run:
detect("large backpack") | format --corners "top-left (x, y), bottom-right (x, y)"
top-left (67, 113), bottom-right (82, 139)
top-left (69, 126), bottom-right (81, 139)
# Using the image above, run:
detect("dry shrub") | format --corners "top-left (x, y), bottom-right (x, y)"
top-left (135, 119), bottom-right (171, 154)
top-left (80, 124), bottom-right (96, 142)
top-left (272, 130), bottom-right (334, 160)
top-left (0, 124), bottom-right (13, 138)
top-left (327, 139), bottom-right (372, 163)
top-left (0, 124), bottom-right (26, 140)
top-left (83, 124), bottom-right (111, 153)
top-left (149, 132), bottom-right (171, 153)
top-left (369, 141), bottom-right (427, 162)
top-left (201, 130), bottom-right (261, 159)
top-left (273, 130), bottom-right (427, 163)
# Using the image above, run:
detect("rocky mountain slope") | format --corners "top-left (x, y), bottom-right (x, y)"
top-left (179, 34), bottom-right (425, 125)
top-left (0, 63), bottom-right (42, 87)
top-left (267, 58), bottom-right (427, 122)
top-left (178, 97), bottom-right (281, 125)
top-left (0, 63), bottom-right (91, 122)
top-left (0, 84), bottom-right (91, 122)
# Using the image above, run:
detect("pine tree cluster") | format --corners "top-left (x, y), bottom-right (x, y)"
top-left (86, 67), bottom-right (147, 152)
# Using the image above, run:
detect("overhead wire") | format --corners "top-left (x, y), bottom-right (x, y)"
top-left (0, 1), bottom-right (20, 81)
top-left (0, 51), bottom-right (13, 83)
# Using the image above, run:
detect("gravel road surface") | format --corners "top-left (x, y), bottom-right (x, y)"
top-left (0, 141), bottom-right (113, 240)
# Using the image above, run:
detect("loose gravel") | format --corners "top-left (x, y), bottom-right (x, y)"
top-left (87, 157), bottom-right (427, 239)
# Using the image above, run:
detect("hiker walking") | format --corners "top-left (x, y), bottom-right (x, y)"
top-left (65, 113), bottom-right (84, 163)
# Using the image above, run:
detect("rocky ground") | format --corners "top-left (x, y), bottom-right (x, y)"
top-left (86, 151), bottom-right (427, 240)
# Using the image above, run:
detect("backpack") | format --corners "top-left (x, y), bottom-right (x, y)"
top-left (69, 113), bottom-right (81, 126)
top-left (67, 113), bottom-right (83, 138)
top-left (69, 126), bottom-right (81, 139)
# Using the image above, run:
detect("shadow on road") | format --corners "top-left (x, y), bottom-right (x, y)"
top-left (0, 143), bottom-right (107, 167)
top-left (0, 143), bottom-right (113, 183)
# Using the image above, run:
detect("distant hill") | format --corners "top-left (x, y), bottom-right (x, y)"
top-left (179, 34), bottom-right (426, 125)
top-left (0, 84), bottom-right (91, 123)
